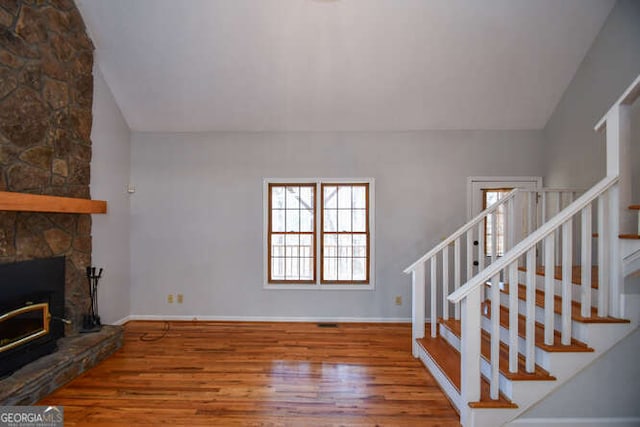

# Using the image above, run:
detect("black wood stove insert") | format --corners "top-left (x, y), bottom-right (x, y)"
top-left (0, 257), bottom-right (65, 378)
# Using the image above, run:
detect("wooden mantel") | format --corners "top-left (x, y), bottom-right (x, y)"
top-left (0, 191), bottom-right (107, 214)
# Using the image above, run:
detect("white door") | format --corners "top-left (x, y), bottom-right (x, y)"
top-left (467, 177), bottom-right (542, 269)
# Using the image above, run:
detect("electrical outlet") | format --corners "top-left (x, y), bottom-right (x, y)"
top-left (395, 296), bottom-right (402, 305)
top-left (167, 294), bottom-right (174, 304)
top-left (177, 294), bottom-right (183, 304)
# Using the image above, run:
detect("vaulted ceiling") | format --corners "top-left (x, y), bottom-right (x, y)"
top-left (76, 0), bottom-right (615, 132)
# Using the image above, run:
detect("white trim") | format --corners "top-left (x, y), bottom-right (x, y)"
top-left (508, 417), bottom-right (640, 427)
top-left (126, 314), bottom-right (410, 323)
top-left (110, 315), bottom-right (132, 325)
top-left (466, 176), bottom-right (542, 220)
top-left (262, 177), bottom-right (375, 290)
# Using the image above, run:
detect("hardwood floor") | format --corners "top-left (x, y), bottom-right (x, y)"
top-left (39, 321), bottom-right (460, 426)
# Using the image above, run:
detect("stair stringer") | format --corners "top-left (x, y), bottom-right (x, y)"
top-left (414, 341), bottom-right (463, 412)
top-left (466, 322), bottom-right (638, 427)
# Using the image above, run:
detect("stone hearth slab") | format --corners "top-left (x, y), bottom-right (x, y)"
top-left (0, 326), bottom-right (123, 405)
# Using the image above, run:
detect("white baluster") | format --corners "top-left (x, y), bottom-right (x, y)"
top-left (597, 194), bottom-right (609, 317)
top-left (508, 262), bottom-right (519, 373)
top-left (490, 273), bottom-right (500, 400)
top-left (442, 246), bottom-right (449, 321)
top-left (561, 220), bottom-right (573, 345)
top-left (541, 193), bottom-right (547, 260)
top-left (461, 286), bottom-right (482, 405)
top-left (507, 198), bottom-right (515, 251)
top-left (544, 234), bottom-right (555, 346)
top-left (454, 237), bottom-right (461, 320)
top-left (528, 191), bottom-right (535, 236)
top-left (412, 262), bottom-right (425, 357)
top-left (466, 230), bottom-right (473, 284)
top-left (581, 206), bottom-right (592, 318)
top-left (555, 193), bottom-right (562, 265)
top-left (608, 184), bottom-right (621, 317)
top-left (431, 258), bottom-right (437, 338)
top-left (479, 222), bottom-right (485, 271)
top-left (491, 211), bottom-right (498, 264)
top-left (525, 249), bottom-right (536, 372)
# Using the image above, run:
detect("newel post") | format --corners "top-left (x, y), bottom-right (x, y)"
top-left (460, 286), bottom-right (482, 414)
top-left (604, 104), bottom-right (631, 318)
top-left (412, 263), bottom-right (426, 357)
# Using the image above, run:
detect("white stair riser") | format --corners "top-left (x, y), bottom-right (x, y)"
top-left (515, 271), bottom-right (598, 305)
top-left (496, 293), bottom-right (590, 342)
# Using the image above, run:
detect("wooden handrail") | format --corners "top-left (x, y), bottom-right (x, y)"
top-left (0, 191), bottom-right (107, 214)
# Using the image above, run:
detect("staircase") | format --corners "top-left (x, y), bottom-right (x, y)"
top-left (405, 75), bottom-right (640, 427)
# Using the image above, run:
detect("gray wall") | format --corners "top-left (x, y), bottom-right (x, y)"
top-left (543, 0), bottom-right (640, 199)
top-left (91, 65), bottom-right (132, 324)
top-left (514, 1), bottom-right (640, 422)
top-left (129, 130), bottom-right (545, 319)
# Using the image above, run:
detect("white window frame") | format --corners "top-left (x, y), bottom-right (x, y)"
top-left (263, 178), bottom-right (375, 290)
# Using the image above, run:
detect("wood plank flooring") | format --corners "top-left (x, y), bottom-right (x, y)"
top-left (38, 321), bottom-right (460, 426)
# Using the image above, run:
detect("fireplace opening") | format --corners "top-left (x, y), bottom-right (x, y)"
top-left (0, 257), bottom-right (65, 378)
top-left (0, 301), bottom-right (51, 353)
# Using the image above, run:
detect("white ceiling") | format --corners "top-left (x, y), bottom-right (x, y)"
top-left (76, 0), bottom-right (615, 133)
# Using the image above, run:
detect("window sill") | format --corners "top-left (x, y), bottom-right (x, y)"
top-left (264, 283), bottom-right (374, 291)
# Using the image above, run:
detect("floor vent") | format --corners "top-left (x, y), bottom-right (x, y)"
top-left (317, 323), bottom-right (338, 328)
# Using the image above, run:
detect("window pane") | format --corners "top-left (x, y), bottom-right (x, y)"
top-left (338, 209), bottom-right (351, 232)
top-left (286, 234), bottom-right (299, 258)
top-left (324, 234), bottom-right (337, 257)
top-left (324, 209), bottom-right (337, 231)
top-left (300, 208), bottom-right (313, 232)
top-left (352, 209), bottom-right (366, 232)
top-left (324, 186), bottom-right (337, 209)
top-left (352, 186), bottom-right (366, 209)
top-left (300, 258), bottom-right (313, 280)
top-left (338, 186), bottom-right (352, 209)
top-left (286, 209), bottom-right (299, 232)
top-left (338, 257), bottom-right (352, 281)
top-left (353, 258), bottom-right (366, 281)
top-left (300, 186), bottom-right (314, 209)
top-left (272, 258), bottom-right (285, 280)
top-left (272, 186), bottom-right (285, 209)
top-left (300, 235), bottom-right (313, 257)
top-left (272, 210), bottom-right (285, 232)
top-left (353, 234), bottom-right (367, 257)
top-left (285, 258), bottom-right (299, 279)
top-left (324, 257), bottom-right (337, 281)
top-left (286, 186), bottom-right (300, 209)
top-left (338, 234), bottom-right (352, 257)
top-left (271, 234), bottom-right (285, 257)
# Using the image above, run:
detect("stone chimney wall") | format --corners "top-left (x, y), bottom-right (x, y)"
top-left (0, 0), bottom-right (94, 333)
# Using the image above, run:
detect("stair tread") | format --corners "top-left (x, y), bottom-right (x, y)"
top-left (500, 283), bottom-right (630, 324)
top-left (518, 265), bottom-right (599, 289)
top-left (439, 319), bottom-right (555, 382)
top-left (484, 302), bottom-right (594, 352)
top-left (417, 331), bottom-right (518, 409)
top-left (619, 234), bottom-right (640, 239)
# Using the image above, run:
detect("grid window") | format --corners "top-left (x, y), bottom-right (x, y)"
top-left (483, 188), bottom-right (511, 257)
top-left (268, 183), bottom-right (316, 283)
top-left (321, 183), bottom-right (370, 284)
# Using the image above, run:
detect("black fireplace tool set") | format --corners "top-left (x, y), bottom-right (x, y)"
top-left (81, 266), bottom-right (102, 333)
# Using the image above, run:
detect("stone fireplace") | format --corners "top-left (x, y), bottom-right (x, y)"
top-left (0, 0), bottom-right (94, 334)
top-left (0, 1), bottom-right (123, 404)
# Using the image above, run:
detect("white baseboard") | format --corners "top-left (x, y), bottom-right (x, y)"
top-left (508, 417), bottom-right (640, 427)
top-left (111, 315), bottom-right (132, 325)
top-left (124, 314), bottom-right (411, 323)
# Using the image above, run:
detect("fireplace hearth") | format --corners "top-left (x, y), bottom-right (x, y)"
top-left (0, 257), bottom-right (65, 378)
